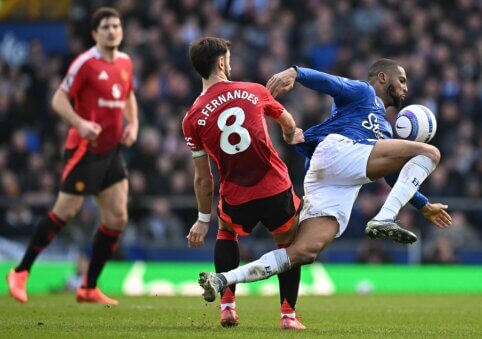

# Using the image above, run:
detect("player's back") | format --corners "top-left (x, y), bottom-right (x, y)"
top-left (183, 81), bottom-right (291, 205)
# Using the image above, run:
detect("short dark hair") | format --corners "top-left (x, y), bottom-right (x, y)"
top-left (91, 7), bottom-right (121, 31)
top-left (368, 58), bottom-right (400, 81)
top-left (189, 37), bottom-right (231, 79)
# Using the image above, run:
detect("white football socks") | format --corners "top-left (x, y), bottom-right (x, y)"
top-left (223, 249), bottom-right (291, 285)
top-left (221, 302), bottom-right (235, 311)
top-left (374, 155), bottom-right (436, 221)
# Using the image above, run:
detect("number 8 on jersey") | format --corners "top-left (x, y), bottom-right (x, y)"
top-left (218, 107), bottom-right (251, 154)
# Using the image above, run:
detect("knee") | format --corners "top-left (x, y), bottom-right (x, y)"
top-left (292, 246), bottom-right (319, 265)
top-left (300, 248), bottom-right (319, 265)
top-left (103, 211), bottom-right (128, 230)
top-left (422, 145), bottom-right (441, 165)
top-left (54, 206), bottom-right (80, 223)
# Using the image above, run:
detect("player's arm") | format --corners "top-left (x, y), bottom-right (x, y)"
top-left (267, 66), bottom-right (369, 104)
top-left (384, 174), bottom-right (451, 228)
top-left (296, 67), bottom-right (371, 104)
top-left (187, 154), bottom-right (214, 248)
top-left (51, 89), bottom-right (102, 141)
top-left (260, 85), bottom-right (304, 144)
top-left (121, 91), bottom-right (139, 147)
top-left (275, 110), bottom-right (304, 145)
top-left (267, 66), bottom-right (343, 97)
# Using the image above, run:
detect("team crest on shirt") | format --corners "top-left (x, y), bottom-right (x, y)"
top-left (121, 69), bottom-right (129, 82)
top-left (75, 181), bottom-right (85, 192)
top-left (112, 83), bottom-right (122, 99)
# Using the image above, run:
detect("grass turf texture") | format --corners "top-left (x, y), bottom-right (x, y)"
top-left (0, 294), bottom-right (481, 338)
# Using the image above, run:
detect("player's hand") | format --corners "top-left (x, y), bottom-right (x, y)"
top-left (187, 220), bottom-right (209, 248)
top-left (266, 67), bottom-right (297, 97)
top-left (421, 202), bottom-right (452, 228)
top-left (121, 122), bottom-right (138, 147)
top-left (75, 119), bottom-right (102, 141)
top-left (284, 127), bottom-right (304, 145)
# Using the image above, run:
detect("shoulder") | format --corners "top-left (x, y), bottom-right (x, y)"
top-left (340, 78), bottom-right (374, 97)
top-left (117, 51), bottom-right (131, 60)
top-left (342, 78), bottom-right (372, 91)
top-left (239, 82), bottom-right (268, 95)
top-left (116, 51), bottom-right (132, 64)
top-left (247, 82), bottom-right (266, 91)
top-left (183, 104), bottom-right (197, 120)
top-left (182, 108), bottom-right (197, 131)
top-left (67, 47), bottom-right (97, 75)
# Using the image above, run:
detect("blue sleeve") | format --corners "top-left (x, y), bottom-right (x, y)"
top-left (384, 174), bottom-right (428, 209)
top-left (296, 67), bottom-right (371, 105)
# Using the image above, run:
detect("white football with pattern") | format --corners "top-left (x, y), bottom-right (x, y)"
top-left (395, 104), bottom-right (437, 143)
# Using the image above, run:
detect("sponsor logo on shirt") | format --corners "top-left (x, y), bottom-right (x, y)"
top-left (112, 83), bottom-right (122, 99)
top-left (362, 113), bottom-right (383, 139)
top-left (98, 83), bottom-right (125, 108)
top-left (98, 98), bottom-right (125, 108)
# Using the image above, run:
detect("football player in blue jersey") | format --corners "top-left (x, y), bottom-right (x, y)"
top-left (198, 59), bottom-right (452, 303)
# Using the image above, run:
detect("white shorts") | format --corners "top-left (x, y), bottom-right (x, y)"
top-left (299, 134), bottom-right (376, 237)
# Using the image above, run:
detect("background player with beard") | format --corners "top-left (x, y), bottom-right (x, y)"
top-left (183, 37), bottom-right (305, 329)
top-left (7, 7), bottom-right (138, 305)
top-left (199, 59), bottom-right (452, 302)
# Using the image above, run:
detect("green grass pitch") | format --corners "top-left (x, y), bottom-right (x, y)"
top-left (0, 294), bottom-right (481, 338)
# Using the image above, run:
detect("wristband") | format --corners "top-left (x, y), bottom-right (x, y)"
top-left (411, 192), bottom-right (429, 209)
top-left (198, 212), bottom-right (211, 223)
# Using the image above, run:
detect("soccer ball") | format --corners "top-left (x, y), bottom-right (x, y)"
top-left (395, 104), bottom-right (437, 143)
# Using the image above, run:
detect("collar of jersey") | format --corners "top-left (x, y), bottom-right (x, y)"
top-left (200, 80), bottom-right (232, 96)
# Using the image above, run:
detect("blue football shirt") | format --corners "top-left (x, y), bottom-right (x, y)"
top-left (294, 67), bottom-right (393, 160)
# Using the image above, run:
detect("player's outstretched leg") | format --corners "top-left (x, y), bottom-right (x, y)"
top-left (365, 140), bottom-right (440, 243)
top-left (8, 210), bottom-right (67, 303)
top-left (199, 248), bottom-right (291, 302)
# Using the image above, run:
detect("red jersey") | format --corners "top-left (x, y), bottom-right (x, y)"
top-left (182, 81), bottom-right (292, 205)
top-left (60, 46), bottom-right (134, 153)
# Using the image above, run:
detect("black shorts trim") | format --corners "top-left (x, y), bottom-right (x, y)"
top-left (217, 187), bottom-right (301, 236)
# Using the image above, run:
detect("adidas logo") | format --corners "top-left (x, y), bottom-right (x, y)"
top-left (98, 70), bottom-right (109, 80)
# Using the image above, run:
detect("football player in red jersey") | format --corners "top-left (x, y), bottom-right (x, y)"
top-left (183, 37), bottom-right (305, 329)
top-left (7, 7), bottom-right (138, 305)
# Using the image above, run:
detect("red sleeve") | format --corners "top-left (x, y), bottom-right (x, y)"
top-left (182, 113), bottom-right (204, 152)
top-left (128, 59), bottom-right (134, 93)
top-left (60, 59), bottom-right (88, 98)
top-left (260, 86), bottom-right (284, 119)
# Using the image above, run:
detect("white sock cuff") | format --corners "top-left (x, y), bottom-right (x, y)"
top-left (221, 302), bottom-right (235, 311)
top-left (410, 155), bottom-right (436, 174)
top-left (272, 248), bottom-right (291, 273)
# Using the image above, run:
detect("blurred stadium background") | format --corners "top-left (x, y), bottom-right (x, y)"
top-left (0, 0), bottom-right (481, 296)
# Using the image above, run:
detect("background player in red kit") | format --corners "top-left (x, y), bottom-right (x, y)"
top-left (183, 37), bottom-right (305, 329)
top-left (7, 7), bottom-right (138, 305)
